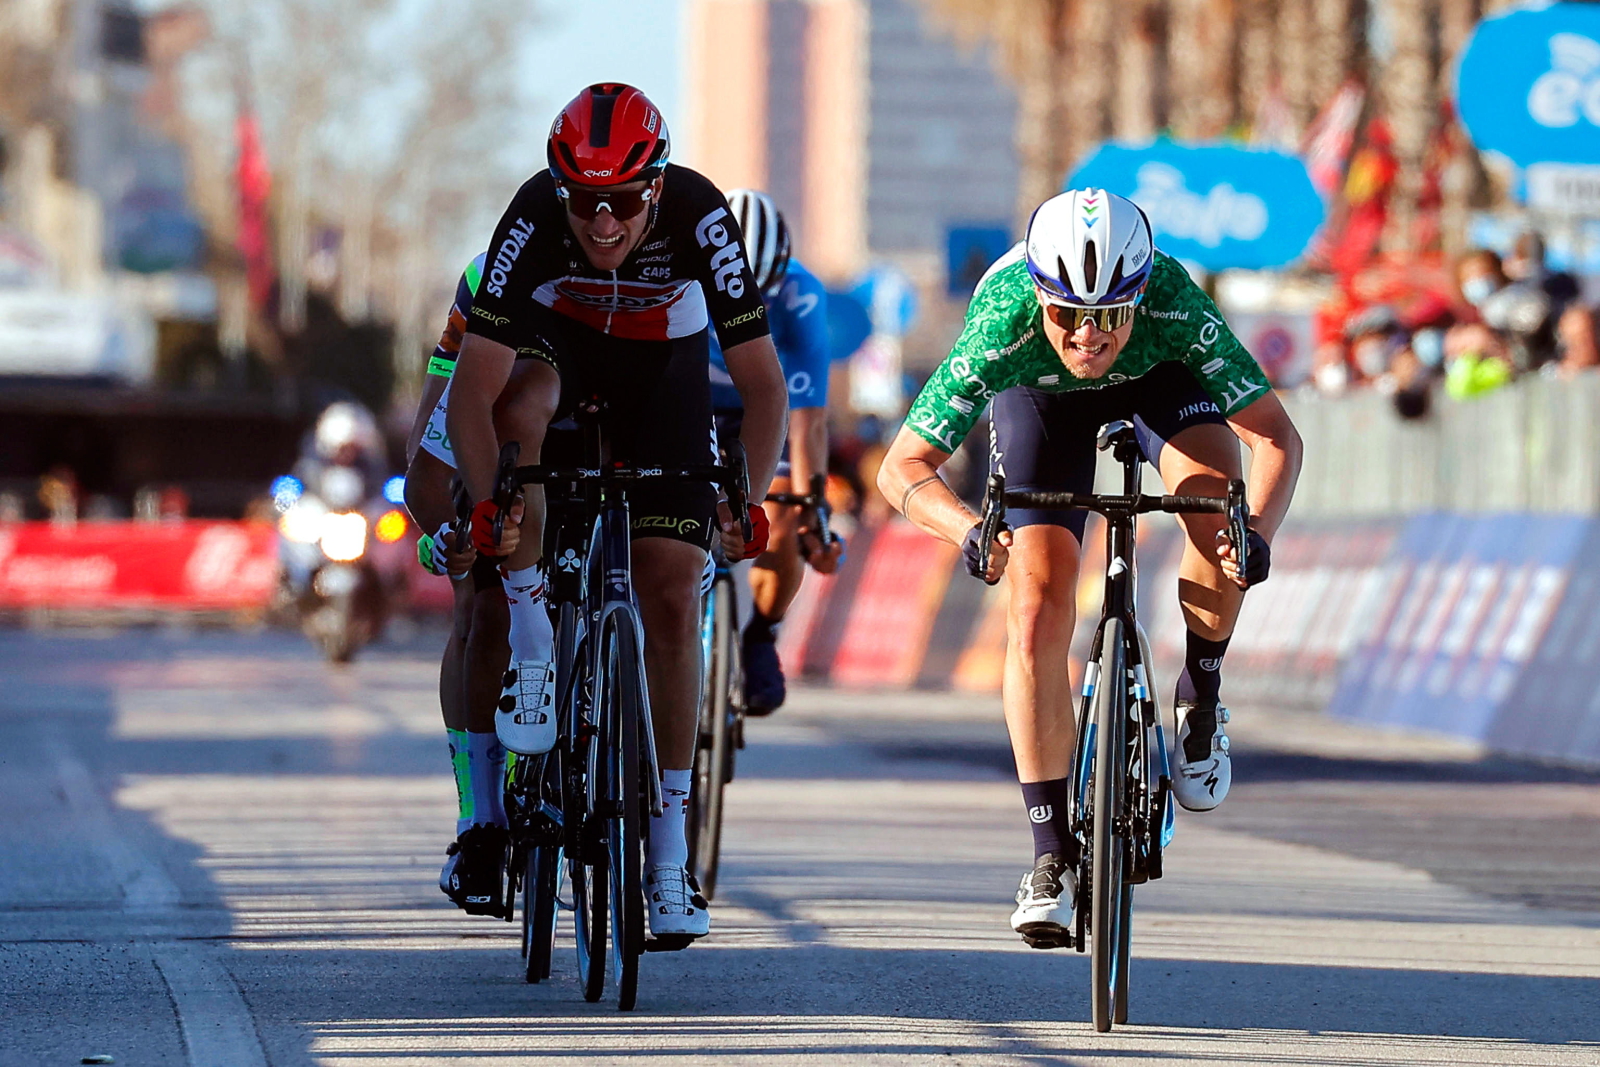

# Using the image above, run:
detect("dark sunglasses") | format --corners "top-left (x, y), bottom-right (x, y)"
top-left (1043, 299), bottom-right (1139, 332)
top-left (556, 182), bottom-right (656, 221)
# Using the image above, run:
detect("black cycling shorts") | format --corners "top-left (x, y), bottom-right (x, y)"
top-left (989, 361), bottom-right (1229, 541)
top-left (518, 303), bottom-right (718, 552)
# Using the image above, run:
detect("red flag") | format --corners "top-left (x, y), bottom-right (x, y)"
top-left (235, 111), bottom-right (274, 310)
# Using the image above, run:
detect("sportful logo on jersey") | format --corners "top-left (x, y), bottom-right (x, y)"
top-left (694, 207), bottom-right (748, 299)
top-left (485, 218), bottom-right (536, 297)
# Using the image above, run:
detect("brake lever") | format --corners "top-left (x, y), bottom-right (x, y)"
top-left (1227, 478), bottom-right (1249, 585)
top-left (978, 471), bottom-right (1005, 584)
top-left (722, 439), bottom-right (752, 543)
top-left (809, 472), bottom-right (832, 549)
top-left (491, 441), bottom-right (522, 546)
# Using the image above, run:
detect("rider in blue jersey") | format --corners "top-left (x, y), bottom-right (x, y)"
top-left (712, 190), bottom-right (843, 713)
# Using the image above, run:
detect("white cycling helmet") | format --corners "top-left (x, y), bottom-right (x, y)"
top-left (727, 189), bottom-right (791, 295)
top-left (1025, 189), bottom-right (1154, 306)
top-left (313, 401), bottom-right (381, 460)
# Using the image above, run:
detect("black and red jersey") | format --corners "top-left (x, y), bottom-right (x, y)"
top-left (465, 164), bottom-right (770, 350)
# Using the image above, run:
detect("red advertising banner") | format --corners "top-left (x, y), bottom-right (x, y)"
top-left (0, 521), bottom-right (279, 609)
top-left (830, 519), bottom-right (958, 688)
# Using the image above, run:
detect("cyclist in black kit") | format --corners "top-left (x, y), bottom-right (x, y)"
top-left (446, 84), bottom-right (787, 942)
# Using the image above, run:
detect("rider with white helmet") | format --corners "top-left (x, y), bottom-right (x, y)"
top-left (879, 188), bottom-right (1303, 949)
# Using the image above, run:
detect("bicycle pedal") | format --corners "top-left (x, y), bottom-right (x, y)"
top-left (1021, 932), bottom-right (1074, 950)
top-left (644, 934), bottom-right (699, 953)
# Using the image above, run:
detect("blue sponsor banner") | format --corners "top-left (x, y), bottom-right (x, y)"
top-left (1328, 513), bottom-right (1590, 749)
top-left (1488, 518), bottom-right (1600, 763)
top-left (1457, 3), bottom-right (1600, 167)
top-left (1067, 139), bottom-right (1325, 271)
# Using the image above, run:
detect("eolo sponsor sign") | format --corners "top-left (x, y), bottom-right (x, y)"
top-left (1068, 139), bottom-right (1325, 271)
top-left (1457, 3), bottom-right (1600, 168)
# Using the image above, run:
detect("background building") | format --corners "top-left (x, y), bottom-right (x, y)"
top-left (685, 0), bottom-right (1019, 285)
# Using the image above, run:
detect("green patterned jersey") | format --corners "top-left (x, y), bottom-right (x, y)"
top-left (905, 246), bottom-right (1270, 453)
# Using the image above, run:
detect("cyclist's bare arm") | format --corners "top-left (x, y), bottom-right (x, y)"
top-left (788, 406), bottom-right (826, 493)
top-left (879, 427), bottom-right (971, 540)
top-left (403, 374), bottom-right (450, 466)
top-left (723, 334), bottom-right (788, 501)
top-left (880, 427), bottom-right (1011, 580)
top-left (1223, 390), bottom-right (1301, 541)
top-left (446, 333), bottom-right (517, 503)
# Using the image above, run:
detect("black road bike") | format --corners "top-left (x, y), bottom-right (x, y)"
top-left (501, 404), bottom-right (749, 1011)
top-left (977, 420), bottom-right (1248, 1032)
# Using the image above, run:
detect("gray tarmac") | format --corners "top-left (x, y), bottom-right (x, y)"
top-left (1, 625), bottom-right (1597, 1066)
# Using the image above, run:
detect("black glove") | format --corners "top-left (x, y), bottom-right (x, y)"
top-left (962, 522), bottom-right (1008, 584)
top-left (1241, 528), bottom-right (1271, 587)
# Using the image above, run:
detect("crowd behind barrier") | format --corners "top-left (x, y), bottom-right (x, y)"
top-left (1286, 371), bottom-right (1600, 515)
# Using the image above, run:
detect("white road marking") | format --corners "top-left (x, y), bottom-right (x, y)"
top-left (152, 944), bottom-right (269, 1067)
top-left (43, 724), bottom-right (269, 1067)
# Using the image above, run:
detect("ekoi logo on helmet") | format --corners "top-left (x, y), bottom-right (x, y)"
top-left (547, 83), bottom-right (671, 187)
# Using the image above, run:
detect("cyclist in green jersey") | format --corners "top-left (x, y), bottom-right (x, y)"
top-left (879, 189), bottom-right (1303, 948)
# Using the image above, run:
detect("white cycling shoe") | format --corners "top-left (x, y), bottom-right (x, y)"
top-left (645, 864), bottom-right (710, 942)
top-left (1011, 852), bottom-right (1076, 948)
top-left (495, 660), bottom-right (556, 755)
top-left (1172, 701), bottom-right (1231, 812)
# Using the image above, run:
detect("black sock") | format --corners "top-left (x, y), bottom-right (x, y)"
top-left (745, 612), bottom-right (780, 643)
top-left (1176, 630), bottom-right (1230, 706)
top-left (1020, 778), bottom-right (1079, 866)
top-left (1176, 631), bottom-right (1229, 761)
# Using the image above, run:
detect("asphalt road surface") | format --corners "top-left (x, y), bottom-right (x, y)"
top-left (2, 625), bottom-right (1598, 1066)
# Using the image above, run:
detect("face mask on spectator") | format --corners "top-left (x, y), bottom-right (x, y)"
top-left (1412, 328), bottom-right (1445, 369)
top-left (1462, 276), bottom-right (1498, 306)
top-left (1354, 337), bottom-right (1391, 377)
top-left (1315, 361), bottom-right (1349, 394)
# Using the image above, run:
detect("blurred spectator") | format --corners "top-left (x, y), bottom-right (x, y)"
top-left (1505, 231), bottom-right (1581, 309)
top-left (1443, 321), bottom-right (1514, 399)
top-left (0, 492), bottom-right (24, 524)
top-left (1556, 302), bottom-right (1600, 376)
top-left (38, 466), bottom-right (78, 525)
top-left (1456, 248), bottom-right (1555, 370)
top-left (1345, 305), bottom-right (1405, 388)
top-left (1310, 340), bottom-right (1353, 396)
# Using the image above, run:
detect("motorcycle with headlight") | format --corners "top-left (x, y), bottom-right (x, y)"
top-left (273, 465), bottom-right (408, 662)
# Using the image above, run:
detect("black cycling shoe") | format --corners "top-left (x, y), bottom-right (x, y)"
top-left (742, 630), bottom-right (786, 716)
top-left (439, 823), bottom-right (509, 916)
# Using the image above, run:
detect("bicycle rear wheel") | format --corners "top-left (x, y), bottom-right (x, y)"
top-left (521, 837), bottom-right (562, 982)
top-left (1090, 618), bottom-right (1128, 1033)
top-left (572, 848), bottom-right (608, 1002)
top-left (688, 574), bottom-right (735, 899)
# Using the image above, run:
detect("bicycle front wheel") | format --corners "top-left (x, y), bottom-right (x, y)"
top-left (600, 613), bottom-right (647, 1011)
top-left (688, 574), bottom-right (735, 899)
top-left (1090, 618), bottom-right (1129, 1033)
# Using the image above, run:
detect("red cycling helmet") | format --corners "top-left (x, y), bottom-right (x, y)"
top-left (547, 83), bottom-right (671, 187)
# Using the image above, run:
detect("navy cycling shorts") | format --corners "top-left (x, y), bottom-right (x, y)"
top-left (988, 362), bottom-right (1229, 541)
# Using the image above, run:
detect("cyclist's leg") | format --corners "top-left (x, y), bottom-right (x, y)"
top-left (1135, 363), bottom-right (1241, 810)
top-left (614, 328), bottom-right (718, 936)
top-left (490, 330), bottom-right (564, 754)
top-left (406, 446), bottom-right (512, 909)
top-left (992, 387), bottom-right (1101, 936)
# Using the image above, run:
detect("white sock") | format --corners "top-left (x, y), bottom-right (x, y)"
top-left (467, 731), bottom-right (507, 829)
top-left (647, 768), bottom-right (693, 868)
top-left (501, 563), bottom-right (553, 663)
